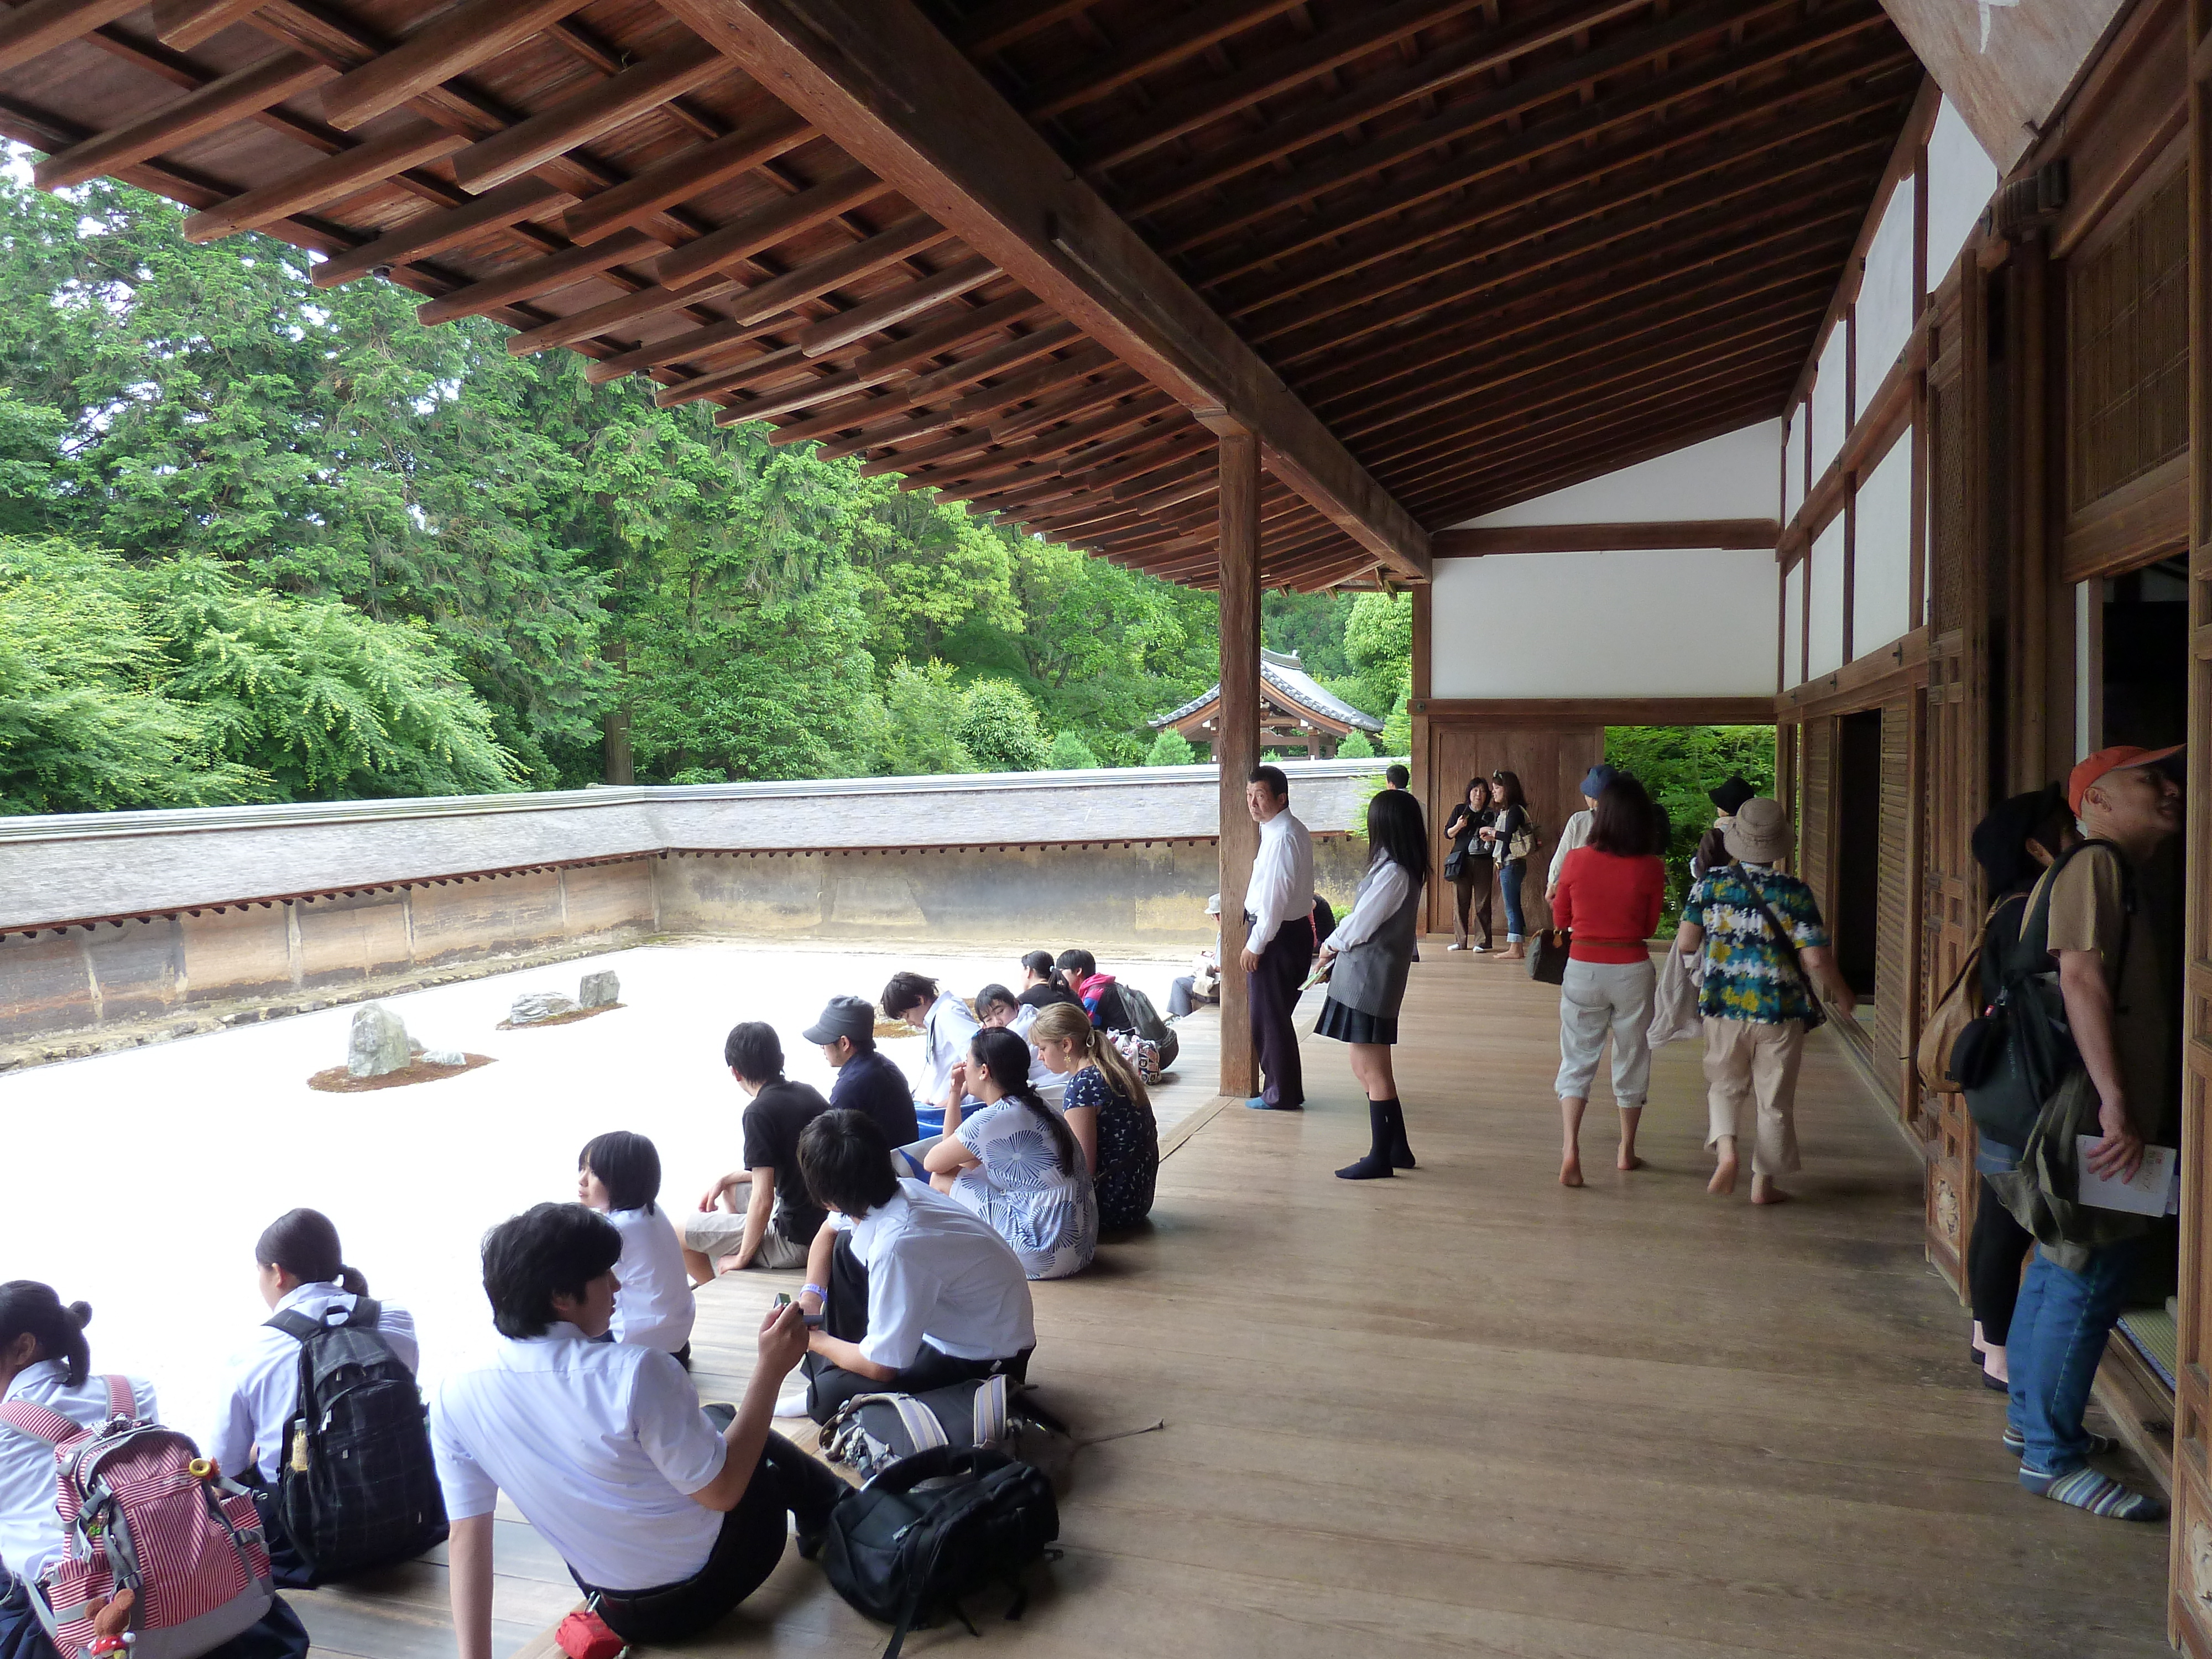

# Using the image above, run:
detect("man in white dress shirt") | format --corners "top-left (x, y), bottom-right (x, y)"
top-left (1239, 764), bottom-right (1316, 1110)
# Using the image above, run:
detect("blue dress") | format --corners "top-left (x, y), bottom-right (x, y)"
top-left (1066, 1064), bottom-right (1158, 1230)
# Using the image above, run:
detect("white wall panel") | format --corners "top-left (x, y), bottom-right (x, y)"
top-left (1851, 435), bottom-right (1913, 658)
top-left (1856, 179), bottom-right (1917, 398)
top-left (1784, 557), bottom-right (1805, 687)
top-left (1809, 327), bottom-right (1849, 484)
top-left (1927, 97), bottom-right (1999, 286)
top-left (1455, 419), bottom-right (1780, 527)
top-left (1430, 548), bottom-right (1778, 697)
top-left (1785, 406), bottom-right (1806, 523)
top-left (1808, 515), bottom-right (1846, 678)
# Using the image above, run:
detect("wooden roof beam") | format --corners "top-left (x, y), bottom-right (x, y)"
top-left (187, 119), bottom-right (471, 242)
top-left (318, 0), bottom-right (588, 131)
top-left (34, 49), bottom-right (335, 190)
top-left (702, 292), bottom-right (1047, 416)
top-left (654, 165), bottom-right (888, 290)
top-left (769, 342), bottom-right (1114, 447)
top-left (663, 0), bottom-right (1428, 581)
top-left (1017, 0), bottom-right (1308, 122)
top-left (0, 0), bottom-right (145, 74)
top-left (715, 316), bottom-right (1081, 421)
top-left (450, 39), bottom-right (730, 192)
top-left (951, 0), bottom-right (1095, 57)
top-left (863, 390), bottom-right (1177, 480)
top-left (150, 0), bottom-right (262, 50)
top-left (560, 108), bottom-right (811, 243)
top-left (1433, 521), bottom-right (1780, 556)
top-left (314, 176), bottom-right (575, 288)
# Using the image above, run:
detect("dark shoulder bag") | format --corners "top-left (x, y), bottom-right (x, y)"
top-left (1527, 928), bottom-right (1571, 985)
top-left (1728, 863), bottom-right (1826, 1030)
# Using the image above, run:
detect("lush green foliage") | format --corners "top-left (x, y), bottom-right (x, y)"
top-left (1606, 724), bottom-right (1778, 920)
top-left (1044, 729), bottom-right (1099, 770)
top-left (1336, 730), bottom-right (1375, 759)
top-left (1146, 728), bottom-right (1197, 766)
top-left (0, 170), bottom-right (1222, 810)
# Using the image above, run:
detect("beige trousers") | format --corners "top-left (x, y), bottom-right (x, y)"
top-left (1701, 1015), bottom-right (1807, 1176)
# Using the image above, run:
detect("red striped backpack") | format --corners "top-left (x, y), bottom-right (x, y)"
top-left (0, 1377), bottom-right (274, 1659)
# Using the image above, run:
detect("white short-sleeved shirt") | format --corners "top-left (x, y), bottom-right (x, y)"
top-left (2, 1363), bottom-right (158, 1580)
top-left (606, 1207), bottom-right (696, 1355)
top-left (919, 992), bottom-right (984, 1106)
top-left (429, 1323), bottom-right (726, 1593)
top-left (208, 1282), bottom-right (420, 1485)
top-left (837, 1181), bottom-right (1036, 1372)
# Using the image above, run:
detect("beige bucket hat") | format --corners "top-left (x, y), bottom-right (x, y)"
top-left (1721, 797), bottom-right (1793, 864)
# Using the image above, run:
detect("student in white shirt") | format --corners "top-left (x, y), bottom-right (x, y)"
top-left (1239, 764), bottom-right (1315, 1111)
top-left (577, 1131), bottom-right (697, 1364)
top-left (1, 1284), bottom-right (309, 1659)
top-left (431, 1205), bottom-right (842, 1657)
top-left (881, 971), bottom-right (983, 1125)
top-left (207, 1208), bottom-right (426, 1585)
top-left (975, 983), bottom-right (1059, 1091)
top-left (794, 1110), bottom-right (1037, 1422)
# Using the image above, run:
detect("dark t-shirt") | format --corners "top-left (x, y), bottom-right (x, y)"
top-left (1018, 982), bottom-right (1082, 1011)
top-left (742, 1080), bottom-right (832, 1243)
top-left (830, 1046), bottom-right (920, 1146)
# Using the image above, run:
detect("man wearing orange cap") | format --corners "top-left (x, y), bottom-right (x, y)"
top-left (2005, 744), bottom-right (2180, 1524)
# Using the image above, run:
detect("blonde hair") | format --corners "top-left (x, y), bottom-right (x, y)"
top-left (1029, 1001), bottom-right (1151, 1109)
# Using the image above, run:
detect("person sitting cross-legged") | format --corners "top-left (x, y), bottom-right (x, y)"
top-left (794, 1109), bottom-right (1036, 1423)
top-left (431, 1204), bottom-right (846, 1658)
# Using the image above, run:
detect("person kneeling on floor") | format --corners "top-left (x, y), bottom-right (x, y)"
top-left (793, 1109), bottom-right (1036, 1423)
top-left (431, 1204), bottom-right (845, 1657)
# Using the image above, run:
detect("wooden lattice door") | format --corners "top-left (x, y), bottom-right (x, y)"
top-left (2169, 6), bottom-right (2212, 1642)
top-left (1922, 279), bottom-right (1990, 1292)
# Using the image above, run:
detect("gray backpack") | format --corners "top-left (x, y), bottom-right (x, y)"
top-left (1112, 983), bottom-right (1178, 1070)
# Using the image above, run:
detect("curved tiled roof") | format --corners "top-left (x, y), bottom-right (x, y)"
top-left (1154, 648), bottom-right (1384, 733)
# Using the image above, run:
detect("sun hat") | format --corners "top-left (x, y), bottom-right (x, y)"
top-left (1205, 893), bottom-right (1222, 916)
top-left (1721, 797), bottom-right (1793, 864)
top-left (1579, 763), bottom-right (1620, 799)
top-left (801, 993), bottom-right (875, 1047)
top-left (1708, 774), bottom-right (1758, 816)
top-left (2066, 744), bottom-right (2183, 815)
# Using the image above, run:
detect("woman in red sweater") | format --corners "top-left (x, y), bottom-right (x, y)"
top-left (1551, 775), bottom-right (1667, 1187)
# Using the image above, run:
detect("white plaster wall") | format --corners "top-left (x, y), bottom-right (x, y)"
top-left (1808, 516), bottom-right (1847, 678)
top-left (1852, 435), bottom-right (1914, 658)
top-left (1857, 179), bottom-right (1917, 399)
top-left (1455, 419), bottom-right (1780, 527)
top-left (1784, 557), bottom-right (1805, 687)
top-left (1927, 97), bottom-right (1999, 286)
top-left (1784, 406), bottom-right (1806, 523)
top-left (1430, 547), bottom-right (1778, 697)
top-left (1810, 327), bottom-right (1850, 483)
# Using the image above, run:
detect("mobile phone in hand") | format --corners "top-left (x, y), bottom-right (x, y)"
top-left (773, 1291), bottom-right (823, 1329)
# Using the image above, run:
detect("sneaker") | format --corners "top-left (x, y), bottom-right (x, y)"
top-left (1468, 943), bottom-right (1490, 953)
top-left (1446, 942), bottom-right (1467, 951)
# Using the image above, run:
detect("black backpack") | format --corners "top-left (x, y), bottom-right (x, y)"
top-left (818, 1447), bottom-right (1059, 1659)
top-left (265, 1299), bottom-right (447, 1583)
top-left (1112, 982), bottom-right (1178, 1071)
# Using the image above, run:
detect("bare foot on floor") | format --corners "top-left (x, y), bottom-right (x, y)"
top-left (1751, 1176), bottom-right (1791, 1206)
top-left (1559, 1154), bottom-right (1584, 1188)
top-left (1708, 1157), bottom-right (1738, 1196)
top-left (1618, 1150), bottom-right (1644, 1171)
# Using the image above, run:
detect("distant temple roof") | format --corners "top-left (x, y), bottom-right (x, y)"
top-left (1152, 649), bottom-right (1386, 735)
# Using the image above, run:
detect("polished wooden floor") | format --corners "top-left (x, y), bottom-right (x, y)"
top-left (294, 951), bottom-right (2172, 1658)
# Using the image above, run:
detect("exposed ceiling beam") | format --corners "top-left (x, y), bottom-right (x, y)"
top-left (1433, 520), bottom-right (1781, 556)
top-left (661, 0), bottom-right (1429, 580)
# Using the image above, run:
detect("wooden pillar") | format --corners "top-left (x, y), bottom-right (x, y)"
top-left (1215, 427), bottom-right (1261, 1099)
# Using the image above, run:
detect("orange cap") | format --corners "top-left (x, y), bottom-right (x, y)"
top-left (2067, 744), bottom-right (2182, 815)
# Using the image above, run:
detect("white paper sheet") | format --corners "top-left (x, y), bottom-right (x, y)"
top-left (2075, 1138), bottom-right (2179, 1216)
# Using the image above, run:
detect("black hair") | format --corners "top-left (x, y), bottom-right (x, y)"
top-left (1462, 776), bottom-right (1491, 808)
top-left (1589, 775), bottom-right (1660, 857)
top-left (1365, 786), bottom-right (1430, 879)
top-left (254, 1208), bottom-right (368, 1296)
top-left (1972, 784), bottom-right (2073, 895)
top-left (1055, 948), bottom-right (1096, 980)
top-left (1020, 950), bottom-right (1056, 981)
top-left (975, 983), bottom-right (1020, 1017)
top-left (969, 1027), bottom-right (1083, 1175)
top-left (480, 1203), bottom-right (623, 1339)
top-left (1489, 768), bottom-right (1525, 808)
top-left (1385, 764), bottom-right (1410, 789)
top-left (0, 1282), bottom-right (92, 1386)
top-left (579, 1130), bottom-right (662, 1214)
top-left (880, 971), bottom-right (938, 1021)
top-left (799, 1109), bottom-right (901, 1217)
top-left (723, 1020), bottom-right (786, 1084)
top-left (1249, 763), bottom-right (1288, 800)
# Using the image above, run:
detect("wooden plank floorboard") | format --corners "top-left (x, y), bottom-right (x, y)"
top-left (299, 953), bottom-right (2170, 1657)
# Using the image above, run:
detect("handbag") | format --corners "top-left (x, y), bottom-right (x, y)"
top-left (1726, 862), bottom-right (1825, 1029)
top-left (1916, 896), bottom-right (2011, 1094)
top-left (1527, 928), bottom-right (1571, 985)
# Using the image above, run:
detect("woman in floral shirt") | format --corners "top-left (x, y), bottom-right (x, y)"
top-left (1029, 1001), bottom-right (1159, 1229)
top-left (1675, 797), bottom-right (1856, 1204)
top-left (924, 1026), bottom-right (1097, 1279)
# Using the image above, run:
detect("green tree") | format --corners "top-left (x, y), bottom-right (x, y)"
top-left (1146, 728), bottom-right (1196, 766)
top-left (957, 678), bottom-right (1047, 771)
top-left (1606, 724), bottom-right (1777, 919)
top-left (862, 660), bottom-right (974, 776)
top-left (1261, 589), bottom-right (1358, 679)
top-left (1046, 730), bottom-right (1100, 769)
top-left (1337, 730), bottom-right (1375, 759)
top-left (1344, 592), bottom-right (1413, 719)
top-left (1381, 692), bottom-right (1412, 757)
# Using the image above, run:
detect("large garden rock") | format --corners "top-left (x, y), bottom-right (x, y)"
top-left (509, 991), bottom-right (577, 1025)
top-left (578, 970), bottom-right (620, 1008)
top-left (347, 1004), bottom-right (412, 1078)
